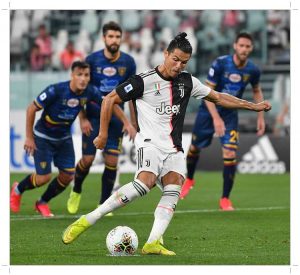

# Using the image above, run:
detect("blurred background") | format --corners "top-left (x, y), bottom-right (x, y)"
top-left (10, 10), bottom-right (290, 173)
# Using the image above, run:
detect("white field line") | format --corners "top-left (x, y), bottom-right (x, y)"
top-left (10, 206), bottom-right (289, 221)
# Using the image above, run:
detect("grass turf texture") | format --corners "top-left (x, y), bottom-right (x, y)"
top-left (10, 172), bottom-right (289, 265)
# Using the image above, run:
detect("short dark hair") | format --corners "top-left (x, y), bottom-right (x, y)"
top-left (235, 32), bottom-right (253, 43)
top-left (167, 32), bottom-right (193, 55)
top-left (102, 21), bottom-right (122, 36)
top-left (71, 61), bottom-right (90, 71)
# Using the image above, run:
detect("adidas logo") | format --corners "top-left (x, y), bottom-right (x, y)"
top-left (237, 136), bottom-right (286, 174)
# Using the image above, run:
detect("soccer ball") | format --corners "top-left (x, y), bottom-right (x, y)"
top-left (106, 226), bottom-right (138, 256)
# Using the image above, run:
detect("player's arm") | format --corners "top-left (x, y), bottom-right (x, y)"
top-left (252, 86), bottom-right (265, 136)
top-left (204, 82), bottom-right (226, 137)
top-left (24, 102), bottom-right (40, 155)
top-left (112, 104), bottom-right (136, 141)
top-left (78, 110), bottom-right (93, 136)
top-left (94, 75), bottom-right (143, 149)
top-left (93, 90), bottom-right (123, 150)
top-left (204, 89), bottom-right (271, 112)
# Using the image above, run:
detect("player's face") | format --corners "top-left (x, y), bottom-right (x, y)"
top-left (233, 37), bottom-right (253, 62)
top-left (71, 67), bottom-right (90, 93)
top-left (103, 30), bottom-right (122, 54)
top-left (163, 49), bottom-right (191, 78)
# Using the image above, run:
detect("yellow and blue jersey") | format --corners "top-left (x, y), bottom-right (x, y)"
top-left (200, 54), bottom-right (261, 121)
top-left (192, 55), bottom-right (261, 150)
top-left (33, 81), bottom-right (102, 141)
top-left (85, 49), bottom-right (136, 118)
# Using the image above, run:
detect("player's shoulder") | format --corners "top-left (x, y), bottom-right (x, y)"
top-left (86, 83), bottom-right (100, 94)
top-left (213, 55), bottom-right (231, 66)
top-left (50, 81), bottom-right (69, 92)
top-left (86, 49), bottom-right (103, 60)
top-left (120, 51), bottom-right (135, 63)
top-left (138, 68), bottom-right (157, 79)
top-left (247, 59), bottom-right (261, 72)
top-left (85, 84), bottom-right (102, 99)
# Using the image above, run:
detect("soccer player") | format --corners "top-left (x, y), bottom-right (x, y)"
top-left (10, 61), bottom-right (135, 217)
top-left (67, 21), bottom-right (136, 214)
top-left (180, 32), bottom-right (266, 211)
top-left (62, 33), bottom-right (271, 255)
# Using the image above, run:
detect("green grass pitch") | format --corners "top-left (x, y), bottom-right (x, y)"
top-left (10, 172), bottom-right (289, 265)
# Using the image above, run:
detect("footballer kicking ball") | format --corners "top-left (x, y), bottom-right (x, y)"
top-left (106, 226), bottom-right (138, 256)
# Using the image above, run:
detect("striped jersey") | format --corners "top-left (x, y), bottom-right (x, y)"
top-left (116, 67), bottom-right (211, 153)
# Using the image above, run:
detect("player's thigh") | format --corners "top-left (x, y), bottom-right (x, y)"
top-left (160, 151), bottom-right (186, 186)
top-left (104, 115), bottom-right (124, 157)
top-left (191, 113), bottom-right (214, 149)
top-left (134, 146), bottom-right (163, 181)
top-left (53, 138), bottom-right (75, 174)
top-left (33, 136), bottom-right (53, 175)
top-left (220, 128), bottom-right (239, 158)
top-left (82, 119), bottom-right (99, 156)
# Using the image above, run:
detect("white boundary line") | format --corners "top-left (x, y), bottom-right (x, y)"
top-left (10, 206), bottom-right (289, 221)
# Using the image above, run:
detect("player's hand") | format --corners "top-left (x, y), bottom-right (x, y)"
top-left (213, 117), bottom-right (226, 137)
top-left (24, 137), bottom-right (37, 156)
top-left (122, 122), bottom-right (137, 141)
top-left (254, 101), bottom-right (272, 112)
top-left (256, 117), bottom-right (266, 136)
top-left (93, 133), bottom-right (108, 150)
top-left (80, 118), bottom-right (93, 136)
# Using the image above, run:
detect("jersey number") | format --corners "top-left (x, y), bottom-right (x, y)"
top-left (229, 130), bottom-right (239, 143)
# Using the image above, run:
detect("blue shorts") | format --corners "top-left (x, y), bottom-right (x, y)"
top-left (191, 111), bottom-right (239, 151)
top-left (82, 116), bottom-right (123, 156)
top-left (33, 135), bottom-right (75, 175)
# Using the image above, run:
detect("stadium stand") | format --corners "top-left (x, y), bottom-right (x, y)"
top-left (10, 10), bottom-right (290, 132)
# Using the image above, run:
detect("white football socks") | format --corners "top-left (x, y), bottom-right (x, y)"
top-left (85, 179), bottom-right (149, 225)
top-left (147, 184), bottom-right (181, 243)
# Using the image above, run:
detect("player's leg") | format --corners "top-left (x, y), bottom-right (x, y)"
top-left (10, 173), bottom-right (51, 212)
top-left (36, 170), bottom-right (74, 217)
top-left (36, 138), bottom-right (75, 216)
top-left (10, 136), bottom-right (53, 213)
top-left (62, 171), bottom-right (154, 244)
top-left (100, 152), bottom-right (119, 204)
top-left (181, 144), bottom-right (200, 198)
top-left (99, 116), bottom-right (123, 205)
top-left (68, 119), bottom-right (99, 213)
top-left (67, 154), bottom-right (94, 214)
top-left (62, 146), bottom-right (160, 244)
top-left (142, 152), bottom-right (185, 255)
top-left (181, 113), bottom-right (214, 199)
top-left (219, 129), bottom-right (239, 211)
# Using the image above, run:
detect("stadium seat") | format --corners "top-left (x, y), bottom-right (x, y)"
top-left (101, 10), bottom-right (120, 25)
top-left (75, 29), bottom-right (92, 56)
top-left (80, 10), bottom-right (99, 36)
top-left (120, 10), bottom-right (141, 32)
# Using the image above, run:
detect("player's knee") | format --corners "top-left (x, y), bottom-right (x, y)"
top-left (223, 150), bottom-right (236, 159)
top-left (81, 155), bottom-right (95, 168)
top-left (136, 171), bottom-right (157, 189)
top-left (188, 145), bottom-right (200, 157)
top-left (162, 172), bottom-right (184, 186)
top-left (35, 174), bottom-right (51, 186)
top-left (58, 171), bottom-right (74, 186)
top-left (104, 153), bottom-right (118, 167)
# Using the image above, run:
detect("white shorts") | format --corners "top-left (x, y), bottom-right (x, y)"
top-left (134, 146), bottom-right (186, 189)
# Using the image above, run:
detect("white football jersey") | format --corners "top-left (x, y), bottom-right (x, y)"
top-left (116, 67), bottom-right (211, 153)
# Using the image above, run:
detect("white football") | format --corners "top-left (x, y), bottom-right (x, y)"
top-left (106, 226), bottom-right (138, 256)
